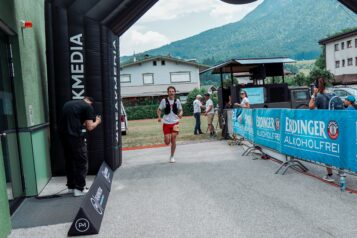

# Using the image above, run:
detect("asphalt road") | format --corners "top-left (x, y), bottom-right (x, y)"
top-left (9, 141), bottom-right (357, 238)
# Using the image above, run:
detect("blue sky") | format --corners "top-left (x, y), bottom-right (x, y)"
top-left (120, 0), bottom-right (264, 56)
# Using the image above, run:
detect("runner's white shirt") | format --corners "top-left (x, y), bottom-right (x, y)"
top-left (159, 98), bottom-right (182, 124)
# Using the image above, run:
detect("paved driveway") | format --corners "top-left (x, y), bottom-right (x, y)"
top-left (10, 141), bottom-right (357, 238)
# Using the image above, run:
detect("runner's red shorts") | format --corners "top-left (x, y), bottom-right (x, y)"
top-left (163, 123), bottom-right (179, 135)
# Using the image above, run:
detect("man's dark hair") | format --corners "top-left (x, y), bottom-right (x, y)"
top-left (84, 96), bottom-right (94, 103)
top-left (167, 86), bottom-right (176, 92)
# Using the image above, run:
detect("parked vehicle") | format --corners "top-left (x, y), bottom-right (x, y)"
top-left (121, 101), bottom-right (128, 135)
top-left (330, 86), bottom-right (357, 102)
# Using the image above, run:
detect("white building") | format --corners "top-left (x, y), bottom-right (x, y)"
top-left (319, 29), bottom-right (357, 84)
top-left (120, 56), bottom-right (209, 103)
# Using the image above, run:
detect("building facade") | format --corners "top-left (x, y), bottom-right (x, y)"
top-left (120, 56), bottom-right (208, 104)
top-left (319, 29), bottom-right (357, 84)
top-left (0, 1), bottom-right (51, 236)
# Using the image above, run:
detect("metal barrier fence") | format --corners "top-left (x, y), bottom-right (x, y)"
top-left (226, 108), bottom-right (357, 175)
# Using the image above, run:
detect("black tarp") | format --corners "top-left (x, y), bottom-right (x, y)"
top-left (338, 0), bottom-right (357, 13)
top-left (45, 0), bottom-right (158, 175)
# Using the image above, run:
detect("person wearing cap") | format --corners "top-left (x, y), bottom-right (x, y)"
top-left (203, 93), bottom-right (215, 137)
top-left (344, 95), bottom-right (356, 110)
top-left (193, 94), bottom-right (204, 135)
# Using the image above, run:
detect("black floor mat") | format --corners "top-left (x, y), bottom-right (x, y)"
top-left (11, 194), bottom-right (83, 229)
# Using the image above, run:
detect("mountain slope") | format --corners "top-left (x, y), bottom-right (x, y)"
top-left (142, 0), bottom-right (357, 63)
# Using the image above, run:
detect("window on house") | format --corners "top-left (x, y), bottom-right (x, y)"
top-left (170, 72), bottom-right (191, 83)
top-left (341, 42), bottom-right (345, 50)
top-left (356, 57), bottom-right (357, 66)
top-left (120, 74), bottom-right (131, 83)
top-left (153, 61), bottom-right (157, 66)
top-left (335, 61), bottom-right (340, 68)
top-left (342, 59), bottom-right (345, 67)
top-left (347, 40), bottom-right (352, 48)
top-left (335, 43), bottom-right (339, 51)
top-left (348, 58), bottom-right (353, 66)
top-left (355, 39), bottom-right (357, 48)
top-left (161, 60), bottom-right (166, 66)
top-left (143, 73), bottom-right (154, 84)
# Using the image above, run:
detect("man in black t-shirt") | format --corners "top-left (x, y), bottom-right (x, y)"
top-left (59, 96), bottom-right (102, 196)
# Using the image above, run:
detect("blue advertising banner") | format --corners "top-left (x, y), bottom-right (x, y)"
top-left (232, 109), bottom-right (254, 142)
top-left (254, 109), bottom-right (282, 152)
top-left (232, 108), bottom-right (357, 173)
top-left (280, 110), bottom-right (346, 169)
top-left (343, 112), bottom-right (357, 172)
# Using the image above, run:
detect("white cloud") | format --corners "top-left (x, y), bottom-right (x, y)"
top-left (141, 0), bottom-right (263, 23)
top-left (120, 29), bottom-right (171, 56)
top-left (120, 0), bottom-right (264, 56)
top-left (140, 0), bottom-right (216, 22)
top-left (210, 0), bottom-right (264, 23)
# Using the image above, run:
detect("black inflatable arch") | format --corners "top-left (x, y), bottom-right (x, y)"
top-left (45, 0), bottom-right (159, 175)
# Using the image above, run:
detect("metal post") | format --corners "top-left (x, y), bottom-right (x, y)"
top-left (230, 65), bottom-right (234, 86)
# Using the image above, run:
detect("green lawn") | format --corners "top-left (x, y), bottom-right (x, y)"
top-left (122, 116), bottom-right (220, 148)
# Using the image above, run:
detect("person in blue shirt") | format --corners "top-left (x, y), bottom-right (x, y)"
top-left (344, 95), bottom-right (356, 110)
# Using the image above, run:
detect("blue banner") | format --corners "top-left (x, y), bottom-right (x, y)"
top-left (232, 108), bottom-right (254, 141)
top-left (254, 109), bottom-right (282, 152)
top-left (280, 109), bottom-right (346, 168)
top-left (343, 112), bottom-right (357, 171)
top-left (232, 108), bottom-right (357, 173)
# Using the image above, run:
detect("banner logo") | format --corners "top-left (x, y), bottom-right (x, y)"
top-left (90, 187), bottom-right (105, 215)
top-left (328, 121), bottom-right (339, 140)
top-left (75, 218), bottom-right (90, 233)
top-left (69, 34), bottom-right (84, 100)
top-left (101, 167), bottom-right (111, 184)
top-left (275, 118), bottom-right (280, 131)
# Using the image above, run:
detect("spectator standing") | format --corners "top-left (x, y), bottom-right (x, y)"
top-left (193, 95), bottom-right (204, 135)
top-left (234, 90), bottom-right (250, 108)
top-left (344, 95), bottom-right (356, 110)
top-left (309, 77), bottom-right (336, 182)
top-left (204, 93), bottom-right (215, 137)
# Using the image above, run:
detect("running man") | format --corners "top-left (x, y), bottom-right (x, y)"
top-left (157, 86), bottom-right (183, 163)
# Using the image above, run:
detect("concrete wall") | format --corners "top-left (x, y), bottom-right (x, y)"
top-left (0, 2), bottom-right (51, 233)
top-left (11, 0), bottom-right (52, 196)
top-left (326, 35), bottom-right (357, 76)
top-left (13, 0), bottom-right (49, 126)
top-left (0, 140), bottom-right (11, 238)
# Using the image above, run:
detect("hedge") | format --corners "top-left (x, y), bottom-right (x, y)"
top-left (126, 104), bottom-right (158, 120)
top-left (125, 88), bottom-right (218, 120)
top-left (126, 104), bottom-right (194, 120)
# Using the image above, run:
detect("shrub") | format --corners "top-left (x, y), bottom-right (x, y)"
top-left (126, 104), bottom-right (158, 120)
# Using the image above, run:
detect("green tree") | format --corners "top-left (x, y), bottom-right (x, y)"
top-left (314, 46), bottom-right (326, 69)
top-left (294, 73), bottom-right (308, 86)
top-left (308, 67), bottom-right (334, 85)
